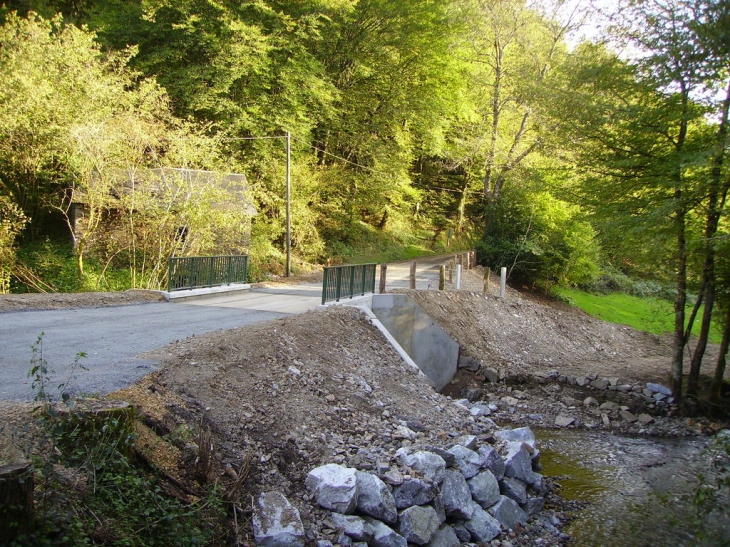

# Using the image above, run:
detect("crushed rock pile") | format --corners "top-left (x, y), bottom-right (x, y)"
top-left (121, 306), bottom-right (571, 546)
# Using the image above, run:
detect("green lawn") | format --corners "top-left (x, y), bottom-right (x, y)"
top-left (553, 287), bottom-right (722, 344)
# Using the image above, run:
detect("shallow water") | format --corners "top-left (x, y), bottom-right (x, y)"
top-left (537, 429), bottom-right (730, 547)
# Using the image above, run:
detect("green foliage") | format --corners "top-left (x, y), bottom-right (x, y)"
top-left (578, 265), bottom-right (673, 299)
top-left (16, 336), bottom-right (228, 546)
top-left (0, 194), bottom-right (27, 292)
top-left (13, 237), bottom-right (131, 293)
top-left (476, 183), bottom-right (600, 289)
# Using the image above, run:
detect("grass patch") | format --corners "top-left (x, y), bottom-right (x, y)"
top-left (553, 286), bottom-right (722, 344)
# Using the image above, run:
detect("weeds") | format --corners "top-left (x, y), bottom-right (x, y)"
top-left (9, 336), bottom-right (229, 547)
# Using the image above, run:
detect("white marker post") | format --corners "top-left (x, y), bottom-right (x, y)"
top-left (455, 264), bottom-right (462, 290)
top-left (500, 267), bottom-right (507, 298)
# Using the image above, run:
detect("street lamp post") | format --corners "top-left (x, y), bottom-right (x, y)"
top-left (230, 132), bottom-right (292, 277)
top-left (285, 131), bottom-right (291, 278)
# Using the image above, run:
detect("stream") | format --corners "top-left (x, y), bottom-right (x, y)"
top-left (537, 428), bottom-right (730, 546)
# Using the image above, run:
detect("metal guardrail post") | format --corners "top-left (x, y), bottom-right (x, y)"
top-left (321, 268), bottom-right (328, 305)
top-left (335, 267), bottom-right (343, 302)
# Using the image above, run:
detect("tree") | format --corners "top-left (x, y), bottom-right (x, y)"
top-left (559, 0), bottom-right (730, 406)
top-left (0, 196), bottom-right (27, 293)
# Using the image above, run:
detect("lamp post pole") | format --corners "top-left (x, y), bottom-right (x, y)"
top-left (285, 131), bottom-right (291, 277)
top-left (228, 133), bottom-right (292, 277)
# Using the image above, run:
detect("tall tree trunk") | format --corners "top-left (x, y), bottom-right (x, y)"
top-left (483, 39), bottom-right (502, 200)
top-left (456, 174), bottom-right (471, 232)
top-left (671, 203), bottom-right (687, 403)
top-left (710, 304), bottom-right (730, 405)
top-left (688, 78), bottom-right (730, 400)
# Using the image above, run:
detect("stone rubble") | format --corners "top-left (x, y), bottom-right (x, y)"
top-left (258, 426), bottom-right (553, 547)
top-left (450, 368), bottom-right (687, 436)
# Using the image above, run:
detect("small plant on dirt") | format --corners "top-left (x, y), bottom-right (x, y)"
top-left (10, 338), bottom-right (229, 547)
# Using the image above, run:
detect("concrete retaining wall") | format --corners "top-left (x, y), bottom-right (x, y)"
top-left (371, 294), bottom-right (458, 391)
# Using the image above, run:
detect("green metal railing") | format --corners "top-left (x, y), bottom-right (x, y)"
top-left (168, 255), bottom-right (248, 292)
top-left (321, 263), bottom-right (377, 305)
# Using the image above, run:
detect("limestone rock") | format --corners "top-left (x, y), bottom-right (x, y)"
top-left (583, 397), bottom-right (599, 407)
top-left (451, 523), bottom-right (471, 543)
top-left (467, 470), bottom-right (501, 509)
top-left (440, 469), bottom-right (474, 520)
top-left (306, 464), bottom-right (358, 514)
top-left (488, 496), bottom-right (528, 530)
top-left (252, 491), bottom-right (306, 547)
top-left (398, 451), bottom-right (446, 484)
top-left (646, 383), bottom-right (672, 396)
top-left (447, 444), bottom-right (482, 479)
top-left (502, 442), bottom-right (540, 487)
top-left (638, 413), bottom-right (654, 425)
top-left (364, 518), bottom-right (408, 547)
top-left (499, 477), bottom-right (527, 505)
top-left (330, 514), bottom-right (374, 543)
top-left (430, 494), bottom-right (446, 525)
top-left (482, 367), bottom-right (500, 383)
top-left (590, 378), bottom-right (609, 390)
top-left (478, 445), bottom-right (505, 480)
top-left (425, 526), bottom-right (460, 547)
top-left (458, 356), bottom-right (481, 372)
top-left (469, 404), bottom-right (492, 417)
top-left (620, 410), bottom-right (638, 423)
top-left (494, 427), bottom-right (536, 450)
top-left (398, 505), bottom-right (440, 545)
top-left (464, 500), bottom-right (502, 543)
top-left (424, 445), bottom-right (457, 467)
top-left (599, 401), bottom-right (620, 412)
top-left (356, 472), bottom-right (397, 524)
top-left (523, 496), bottom-right (545, 515)
top-left (554, 415), bottom-right (575, 427)
top-left (393, 478), bottom-right (438, 509)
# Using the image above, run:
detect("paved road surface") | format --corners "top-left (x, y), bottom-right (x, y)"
top-left (0, 255), bottom-right (456, 401)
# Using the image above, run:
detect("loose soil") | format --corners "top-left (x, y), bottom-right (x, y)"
top-left (1, 267), bottom-right (728, 546)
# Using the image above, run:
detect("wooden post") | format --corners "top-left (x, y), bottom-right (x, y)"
top-left (484, 267), bottom-right (491, 293)
top-left (379, 263), bottom-right (387, 294)
top-left (409, 260), bottom-right (417, 289)
top-left (448, 260), bottom-right (454, 283)
top-left (439, 265), bottom-right (445, 290)
top-left (0, 462), bottom-right (33, 543)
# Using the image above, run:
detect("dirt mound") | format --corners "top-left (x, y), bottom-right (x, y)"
top-left (405, 288), bottom-right (671, 384)
top-left (0, 290), bottom-right (164, 312)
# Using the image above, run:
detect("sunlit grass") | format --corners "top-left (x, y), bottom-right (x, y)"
top-left (553, 287), bottom-right (722, 344)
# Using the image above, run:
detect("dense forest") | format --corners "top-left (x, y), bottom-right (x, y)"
top-left (0, 0), bottom-right (728, 406)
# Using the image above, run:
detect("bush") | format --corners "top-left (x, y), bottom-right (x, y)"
top-left (477, 185), bottom-right (600, 289)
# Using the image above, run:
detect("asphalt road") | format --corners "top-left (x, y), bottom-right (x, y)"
top-left (0, 254), bottom-right (458, 401)
top-left (0, 286), bottom-right (321, 402)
